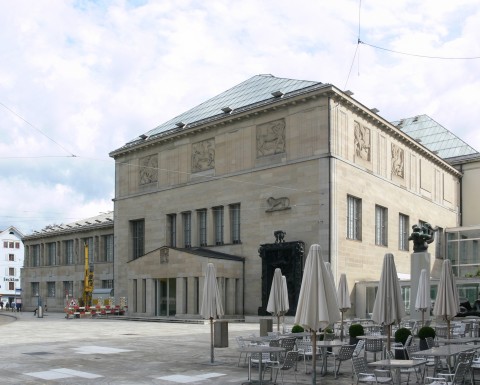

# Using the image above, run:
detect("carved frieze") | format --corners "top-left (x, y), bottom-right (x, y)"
top-left (354, 122), bottom-right (371, 161)
top-left (192, 139), bottom-right (215, 172)
top-left (139, 154), bottom-right (158, 185)
top-left (266, 197), bottom-right (291, 212)
top-left (391, 144), bottom-right (405, 178)
top-left (256, 119), bottom-right (286, 157)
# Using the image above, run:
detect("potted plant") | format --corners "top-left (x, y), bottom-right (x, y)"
top-left (291, 324), bottom-right (304, 333)
top-left (417, 326), bottom-right (435, 350)
top-left (394, 327), bottom-right (412, 359)
top-left (349, 324), bottom-right (364, 345)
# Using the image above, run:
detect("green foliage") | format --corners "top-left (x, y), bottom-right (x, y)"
top-left (394, 327), bottom-right (412, 345)
top-left (418, 326), bottom-right (436, 340)
top-left (320, 327), bottom-right (334, 341)
top-left (291, 324), bottom-right (304, 333)
top-left (349, 324), bottom-right (364, 338)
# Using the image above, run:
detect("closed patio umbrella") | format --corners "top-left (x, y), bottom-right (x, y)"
top-left (267, 268), bottom-right (289, 332)
top-left (295, 244), bottom-right (340, 384)
top-left (200, 263), bottom-right (224, 364)
top-left (282, 275), bottom-right (289, 331)
top-left (415, 269), bottom-right (430, 326)
top-left (433, 259), bottom-right (459, 339)
top-left (337, 273), bottom-right (351, 341)
top-left (372, 253), bottom-right (406, 352)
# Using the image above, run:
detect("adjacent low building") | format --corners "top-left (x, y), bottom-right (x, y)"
top-left (0, 226), bottom-right (24, 308)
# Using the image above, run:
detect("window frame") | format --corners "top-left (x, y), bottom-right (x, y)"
top-left (375, 205), bottom-right (388, 246)
top-left (230, 203), bottom-right (241, 244)
top-left (347, 195), bottom-right (362, 240)
top-left (213, 206), bottom-right (224, 245)
top-left (197, 209), bottom-right (207, 247)
top-left (399, 213), bottom-right (409, 251)
top-left (131, 219), bottom-right (145, 259)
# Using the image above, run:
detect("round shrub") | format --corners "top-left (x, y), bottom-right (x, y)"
top-left (291, 324), bottom-right (304, 333)
top-left (418, 326), bottom-right (436, 340)
top-left (394, 327), bottom-right (412, 345)
top-left (349, 324), bottom-right (365, 338)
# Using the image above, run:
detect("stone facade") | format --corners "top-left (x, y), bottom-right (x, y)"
top-left (110, 77), bottom-right (461, 317)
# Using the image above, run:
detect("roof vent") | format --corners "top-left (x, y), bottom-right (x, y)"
top-left (175, 121), bottom-right (186, 128)
top-left (344, 90), bottom-right (354, 96)
top-left (271, 90), bottom-right (284, 98)
top-left (221, 106), bottom-right (232, 113)
top-left (371, 108), bottom-right (379, 114)
top-left (139, 134), bottom-right (148, 140)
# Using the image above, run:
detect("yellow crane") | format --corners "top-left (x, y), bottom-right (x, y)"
top-left (83, 242), bottom-right (94, 307)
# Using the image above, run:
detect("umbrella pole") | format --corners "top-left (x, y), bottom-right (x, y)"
top-left (210, 317), bottom-right (214, 363)
top-left (340, 311), bottom-right (344, 342)
top-left (421, 310), bottom-right (425, 327)
top-left (447, 319), bottom-right (451, 340)
top-left (277, 315), bottom-right (280, 332)
top-left (311, 330), bottom-right (317, 385)
top-left (387, 325), bottom-right (391, 352)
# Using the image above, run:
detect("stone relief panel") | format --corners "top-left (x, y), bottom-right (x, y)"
top-left (192, 139), bottom-right (215, 172)
top-left (160, 247), bottom-right (169, 264)
top-left (256, 119), bottom-right (286, 157)
top-left (391, 144), bottom-right (405, 178)
top-left (354, 122), bottom-right (371, 161)
top-left (139, 154), bottom-right (158, 185)
top-left (265, 196), bottom-right (291, 212)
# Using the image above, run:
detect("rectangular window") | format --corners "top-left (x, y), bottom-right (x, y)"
top-left (167, 214), bottom-right (177, 247)
top-left (182, 212), bottom-right (191, 248)
top-left (32, 282), bottom-right (39, 296)
top-left (399, 214), bottom-right (409, 251)
top-left (230, 203), bottom-right (241, 244)
top-left (9, 267), bottom-right (15, 276)
top-left (347, 195), bottom-right (362, 240)
top-left (198, 209), bottom-right (207, 246)
top-left (47, 281), bottom-right (56, 297)
top-left (65, 240), bottom-right (74, 265)
top-left (104, 234), bottom-right (114, 262)
top-left (15, 242), bottom-right (20, 249)
top-left (131, 219), bottom-right (145, 259)
top-left (9, 242), bottom-right (14, 248)
top-left (63, 281), bottom-right (73, 297)
top-left (47, 242), bottom-right (56, 265)
top-left (213, 206), bottom-right (224, 245)
top-left (375, 205), bottom-right (388, 246)
top-left (3, 241), bottom-right (6, 248)
top-left (102, 279), bottom-right (114, 289)
top-left (8, 282), bottom-right (14, 290)
top-left (8, 254), bottom-right (14, 261)
top-left (32, 245), bottom-right (40, 267)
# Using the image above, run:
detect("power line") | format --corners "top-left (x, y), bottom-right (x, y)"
top-left (0, 101), bottom-right (77, 157)
top-left (359, 40), bottom-right (480, 60)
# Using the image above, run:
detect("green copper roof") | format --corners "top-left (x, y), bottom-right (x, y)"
top-left (127, 74), bottom-right (322, 145)
top-left (392, 114), bottom-right (478, 159)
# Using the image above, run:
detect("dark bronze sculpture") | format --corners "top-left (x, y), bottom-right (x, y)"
top-left (274, 230), bottom-right (286, 243)
top-left (409, 223), bottom-right (438, 252)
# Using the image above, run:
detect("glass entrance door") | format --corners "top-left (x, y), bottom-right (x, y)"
top-left (156, 278), bottom-right (176, 316)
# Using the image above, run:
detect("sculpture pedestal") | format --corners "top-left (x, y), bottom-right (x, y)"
top-left (410, 252), bottom-right (431, 321)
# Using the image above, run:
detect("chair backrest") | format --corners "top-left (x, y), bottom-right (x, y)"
top-left (425, 337), bottom-right (435, 349)
top-left (269, 339), bottom-right (280, 347)
top-left (385, 350), bottom-right (394, 359)
top-left (405, 335), bottom-right (413, 347)
top-left (281, 351), bottom-right (299, 371)
top-left (365, 338), bottom-right (383, 352)
top-left (280, 337), bottom-right (296, 352)
top-left (353, 339), bottom-right (365, 357)
top-left (452, 361), bottom-right (471, 385)
top-left (338, 344), bottom-right (357, 360)
top-left (352, 356), bottom-right (370, 377)
top-left (405, 344), bottom-right (420, 360)
top-left (456, 350), bottom-right (475, 367)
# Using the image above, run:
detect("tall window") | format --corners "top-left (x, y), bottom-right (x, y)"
top-left (347, 195), bottom-right (362, 240)
top-left (65, 240), bottom-right (74, 265)
top-left (9, 267), bottom-right (15, 276)
top-left (182, 212), bottom-right (191, 248)
top-left (102, 279), bottom-right (114, 288)
top-left (32, 282), bottom-right (39, 296)
top-left (8, 254), bottom-right (14, 261)
top-left (399, 214), bottom-right (409, 251)
top-left (47, 281), bottom-right (56, 297)
top-left (47, 242), bottom-right (56, 265)
top-left (375, 205), bottom-right (388, 246)
top-left (63, 281), bottom-right (73, 297)
top-left (230, 203), bottom-right (241, 244)
top-left (167, 214), bottom-right (177, 247)
top-left (213, 206), bottom-right (224, 245)
top-left (8, 282), bottom-right (14, 290)
top-left (32, 245), bottom-right (40, 267)
top-left (197, 209), bottom-right (207, 246)
top-left (104, 234), bottom-right (114, 262)
top-left (131, 219), bottom-right (145, 259)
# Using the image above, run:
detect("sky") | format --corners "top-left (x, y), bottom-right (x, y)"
top-left (1, 0), bottom-right (479, 235)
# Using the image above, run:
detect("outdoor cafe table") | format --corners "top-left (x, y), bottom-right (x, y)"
top-left (238, 345), bottom-right (285, 385)
top-left (315, 340), bottom-right (347, 376)
top-left (410, 344), bottom-right (478, 375)
top-left (369, 359), bottom-right (427, 385)
top-left (436, 336), bottom-right (480, 345)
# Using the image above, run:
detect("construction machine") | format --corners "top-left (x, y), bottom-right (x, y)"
top-left (83, 242), bottom-right (94, 307)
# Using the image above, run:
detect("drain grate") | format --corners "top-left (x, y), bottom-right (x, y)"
top-left (23, 352), bottom-right (53, 355)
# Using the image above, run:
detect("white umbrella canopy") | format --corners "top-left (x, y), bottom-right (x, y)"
top-left (337, 273), bottom-right (351, 341)
top-left (433, 259), bottom-right (460, 338)
top-left (415, 269), bottom-right (430, 326)
top-left (372, 253), bottom-right (406, 351)
top-left (295, 244), bottom-right (340, 384)
top-left (200, 263), bottom-right (224, 363)
top-left (267, 268), bottom-right (289, 331)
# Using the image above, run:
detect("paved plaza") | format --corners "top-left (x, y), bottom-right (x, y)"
top-left (0, 311), bottom-right (356, 384)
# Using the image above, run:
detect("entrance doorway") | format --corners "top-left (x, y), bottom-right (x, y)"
top-left (155, 278), bottom-right (176, 316)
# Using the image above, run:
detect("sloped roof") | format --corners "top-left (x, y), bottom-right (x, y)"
top-left (23, 211), bottom-right (114, 239)
top-left (392, 115), bottom-right (478, 159)
top-left (116, 74), bottom-right (323, 151)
